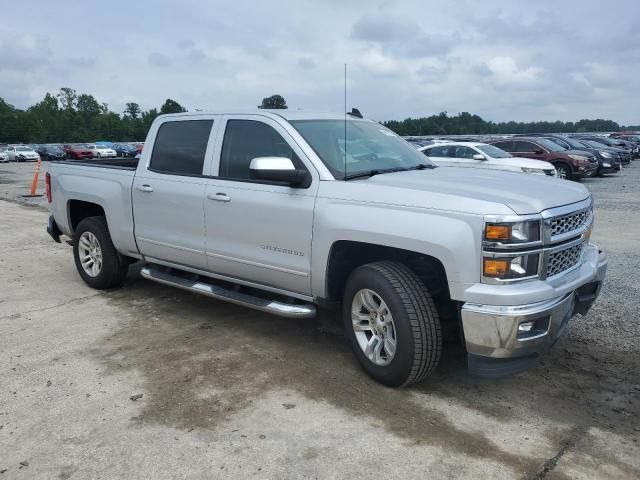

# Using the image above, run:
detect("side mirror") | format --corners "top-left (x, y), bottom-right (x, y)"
top-left (534, 148), bottom-right (544, 154)
top-left (249, 157), bottom-right (308, 187)
top-left (472, 154), bottom-right (486, 161)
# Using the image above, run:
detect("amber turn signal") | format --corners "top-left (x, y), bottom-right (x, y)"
top-left (483, 259), bottom-right (510, 277)
top-left (485, 224), bottom-right (511, 240)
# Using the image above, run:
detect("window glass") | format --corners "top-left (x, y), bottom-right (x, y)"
top-left (150, 120), bottom-right (213, 175)
top-left (290, 120), bottom-right (433, 179)
top-left (453, 146), bottom-right (476, 158)
top-left (476, 144), bottom-right (511, 158)
top-left (219, 120), bottom-right (302, 180)
top-left (492, 141), bottom-right (513, 151)
top-left (512, 141), bottom-right (536, 153)
top-left (425, 145), bottom-right (451, 157)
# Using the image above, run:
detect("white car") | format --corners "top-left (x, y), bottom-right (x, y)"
top-left (419, 142), bottom-right (557, 177)
top-left (0, 149), bottom-right (8, 162)
top-left (88, 144), bottom-right (117, 158)
top-left (5, 145), bottom-right (40, 162)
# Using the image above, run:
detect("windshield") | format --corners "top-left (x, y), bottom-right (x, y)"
top-left (560, 137), bottom-right (589, 149)
top-left (536, 138), bottom-right (564, 152)
top-left (16, 146), bottom-right (32, 152)
top-left (290, 120), bottom-right (433, 179)
top-left (476, 144), bottom-right (512, 158)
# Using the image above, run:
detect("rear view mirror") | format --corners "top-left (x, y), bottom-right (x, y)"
top-left (249, 157), bottom-right (308, 187)
top-left (472, 154), bottom-right (486, 161)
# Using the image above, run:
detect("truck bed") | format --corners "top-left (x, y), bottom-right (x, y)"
top-left (53, 157), bottom-right (139, 170)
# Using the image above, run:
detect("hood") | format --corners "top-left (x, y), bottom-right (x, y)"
top-left (361, 167), bottom-right (589, 215)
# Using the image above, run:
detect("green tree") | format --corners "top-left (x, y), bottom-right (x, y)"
top-left (258, 94), bottom-right (287, 109)
top-left (124, 102), bottom-right (142, 119)
top-left (159, 99), bottom-right (187, 114)
top-left (57, 87), bottom-right (77, 110)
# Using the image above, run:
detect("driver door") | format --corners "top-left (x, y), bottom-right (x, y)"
top-left (203, 115), bottom-right (319, 295)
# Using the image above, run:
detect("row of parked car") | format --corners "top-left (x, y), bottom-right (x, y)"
top-left (405, 133), bottom-right (639, 180)
top-left (0, 141), bottom-right (143, 163)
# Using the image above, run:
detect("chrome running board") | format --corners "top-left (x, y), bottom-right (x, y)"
top-left (140, 265), bottom-right (316, 319)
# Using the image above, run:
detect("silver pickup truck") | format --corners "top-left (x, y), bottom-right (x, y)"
top-left (46, 111), bottom-right (607, 387)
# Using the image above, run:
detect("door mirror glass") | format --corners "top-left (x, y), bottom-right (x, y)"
top-left (249, 157), bottom-right (308, 186)
top-left (472, 154), bottom-right (486, 161)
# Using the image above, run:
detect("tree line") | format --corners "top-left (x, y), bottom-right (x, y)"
top-left (381, 112), bottom-right (637, 136)
top-left (0, 90), bottom-right (636, 144)
top-left (0, 88), bottom-right (186, 144)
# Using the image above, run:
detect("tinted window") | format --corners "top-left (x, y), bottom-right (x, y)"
top-left (491, 141), bottom-right (513, 151)
top-left (425, 145), bottom-right (451, 157)
top-left (219, 120), bottom-right (302, 180)
top-left (150, 120), bottom-right (213, 175)
top-left (453, 146), bottom-right (476, 158)
top-left (512, 141), bottom-right (536, 153)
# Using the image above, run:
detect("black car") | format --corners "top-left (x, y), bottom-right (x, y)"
top-left (539, 136), bottom-right (621, 175)
top-left (37, 145), bottom-right (66, 161)
top-left (577, 140), bottom-right (629, 166)
top-left (571, 136), bottom-right (632, 165)
top-left (111, 143), bottom-right (138, 157)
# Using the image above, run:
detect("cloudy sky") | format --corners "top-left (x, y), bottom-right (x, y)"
top-left (1, 0), bottom-right (639, 124)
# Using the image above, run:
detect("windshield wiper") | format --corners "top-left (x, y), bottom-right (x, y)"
top-left (343, 163), bottom-right (436, 181)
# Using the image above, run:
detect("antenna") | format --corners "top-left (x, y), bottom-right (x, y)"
top-left (344, 63), bottom-right (347, 180)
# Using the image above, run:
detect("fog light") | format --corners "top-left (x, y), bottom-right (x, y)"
top-left (517, 315), bottom-right (550, 340)
top-left (518, 321), bottom-right (534, 333)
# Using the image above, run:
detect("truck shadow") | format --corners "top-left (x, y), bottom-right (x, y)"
top-left (87, 268), bottom-right (639, 478)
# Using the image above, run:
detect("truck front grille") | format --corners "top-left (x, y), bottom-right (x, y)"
top-left (549, 209), bottom-right (592, 237)
top-left (546, 242), bottom-right (584, 278)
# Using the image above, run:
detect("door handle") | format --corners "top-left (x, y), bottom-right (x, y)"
top-left (136, 185), bottom-right (154, 192)
top-left (208, 193), bottom-right (231, 202)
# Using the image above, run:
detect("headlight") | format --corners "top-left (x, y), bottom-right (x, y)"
top-left (600, 151), bottom-right (612, 158)
top-left (483, 254), bottom-right (540, 280)
top-left (521, 167), bottom-right (546, 175)
top-left (568, 154), bottom-right (588, 161)
top-left (484, 220), bottom-right (541, 244)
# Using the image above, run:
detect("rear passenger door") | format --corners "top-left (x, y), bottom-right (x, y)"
top-left (132, 116), bottom-right (217, 270)
top-left (513, 141), bottom-right (547, 161)
top-left (203, 115), bottom-right (318, 296)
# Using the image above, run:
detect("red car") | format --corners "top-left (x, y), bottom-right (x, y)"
top-left (63, 144), bottom-right (94, 160)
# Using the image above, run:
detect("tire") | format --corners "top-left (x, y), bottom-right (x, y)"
top-left (554, 162), bottom-right (572, 180)
top-left (73, 216), bottom-right (128, 289)
top-left (343, 261), bottom-right (442, 387)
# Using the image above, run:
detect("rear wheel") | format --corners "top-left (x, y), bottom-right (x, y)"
top-left (73, 216), bottom-right (128, 289)
top-left (343, 261), bottom-right (442, 387)
top-left (554, 162), bottom-right (572, 180)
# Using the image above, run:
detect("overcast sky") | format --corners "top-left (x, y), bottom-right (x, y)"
top-left (1, 0), bottom-right (638, 124)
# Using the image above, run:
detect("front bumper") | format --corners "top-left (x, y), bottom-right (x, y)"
top-left (461, 248), bottom-right (607, 377)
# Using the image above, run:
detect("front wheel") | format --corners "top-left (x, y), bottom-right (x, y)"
top-left (554, 162), bottom-right (572, 180)
top-left (343, 261), bottom-right (442, 387)
top-left (73, 216), bottom-right (129, 289)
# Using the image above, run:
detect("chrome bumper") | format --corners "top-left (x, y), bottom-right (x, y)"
top-left (461, 250), bottom-right (607, 375)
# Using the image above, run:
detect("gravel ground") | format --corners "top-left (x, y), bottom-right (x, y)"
top-left (0, 161), bottom-right (639, 479)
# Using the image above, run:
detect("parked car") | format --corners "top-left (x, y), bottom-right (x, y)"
top-left (487, 137), bottom-right (597, 180)
top-left (571, 137), bottom-right (632, 165)
top-left (46, 110), bottom-right (607, 387)
top-left (576, 139), bottom-right (630, 166)
top-left (534, 136), bottom-right (621, 176)
top-left (63, 144), bottom-right (94, 160)
top-left (111, 143), bottom-right (138, 157)
top-left (95, 141), bottom-right (114, 148)
top-left (37, 145), bottom-right (66, 161)
top-left (418, 142), bottom-right (557, 177)
top-left (5, 145), bottom-right (40, 162)
top-left (0, 149), bottom-right (8, 163)
top-left (87, 144), bottom-right (117, 158)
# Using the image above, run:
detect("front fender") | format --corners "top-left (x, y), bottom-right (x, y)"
top-left (311, 197), bottom-right (483, 298)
